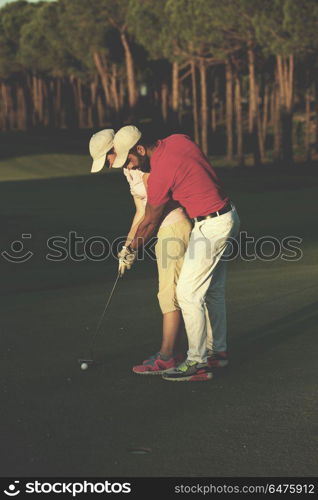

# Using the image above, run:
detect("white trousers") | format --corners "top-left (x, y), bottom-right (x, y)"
top-left (176, 206), bottom-right (240, 363)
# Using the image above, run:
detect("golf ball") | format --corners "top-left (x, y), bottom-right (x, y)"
top-left (81, 362), bottom-right (88, 371)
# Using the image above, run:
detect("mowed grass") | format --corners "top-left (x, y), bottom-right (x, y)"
top-left (0, 153), bottom-right (89, 181)
top-left (0, 143), bottom-right (318, 477)
top-left (0, 130), bottom-right (91, 181)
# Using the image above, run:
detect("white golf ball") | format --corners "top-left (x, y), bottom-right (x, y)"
top-left (81, 362), bottom-right (88, 371)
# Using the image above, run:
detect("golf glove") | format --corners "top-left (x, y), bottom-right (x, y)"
top-left (118, 246), bottom-right (137, 276)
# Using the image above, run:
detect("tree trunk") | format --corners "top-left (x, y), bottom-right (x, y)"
top-left (248, 68), bottom-right (254, 136)
top-left (269, 86), bottom-right (275, 128)
top-left (17, 83), bottom-right (28, 130)
top-left (25, 74), bottom-right (33, 127)
top-left (18, 85), bottom-right (26, 130)
top-left (89, 77), bottom-right (98, 127)
top-left (87, 80), bottom-right (94, 129)
top-left (120, 32), bottom-right (138, 111)
top-left (248, 88), bottom-right (253, 135)
top-left (32, 74), bottom-right (39, 126)
top-left (36, 76), bottom-right (43, 125)
top-left (273, 82), bottom-right (281, 162)
top-left (5, 83), bottom-right (15, 129)
top-left (87, 104), bottom-right (93, 129)
top-left (97, 94), bottom-right (105, 127)
top-left (161, 82), bottom-right (169, 122)
top-left (42, 79), bottom-right (50, 127)
top-left (258, 82), bottom-right (270, 162)
top-left (69, 75), bottom-right (79, 128)
top-left (276, 54), bottom-right (294, 164)
top-left (56, 77), bottom-right (63, 128)
top-left (256, 83), bottom-right (266, 162)
top-left (77, 79), bottom-right (86, 128)
top-left (235, 74), bottom-right (244, 166)
top-left (119, 77), bottom-right (125, 111)
top-left (154, 89), bottom-right (159, 105)
top-left (248, 44), bottom-right (261, 166)
top-left (315, 79), bottom-right (318, 152)
top-left (38, 77), bottom-right (44, 124)
top-left (171, 61), bottom-right (179, 124)
top-left (0, 84), bottom-right (3, 130)
top-left (211, 92), bottom-right (217, 132)
top-left (262, 83), bottom-right (269, 145)
top-left (93, 51), bottom-right (112, 120)
top-left (111, 63), bottom-right (120, 113)
top-left (199, 58), bottom-right (208, 155)
top-left (305, 87), bottom-right (312, 162)
top-left (178, 81), bottom-right (184, 124)
top-left (191, 59), bottom-right (199, 144)
top-left (62, 78), bottom-right (69, 129)
top-left (225, 60), bottom-right (233, 162)
top-left (1, 82), bottom-right (9, 130)
top-left (62, 77), bottom-right (75, 129)
top-left (219, 99), bottom-right (224, 125)
top-left (49, 80), bottom-right (55, 127)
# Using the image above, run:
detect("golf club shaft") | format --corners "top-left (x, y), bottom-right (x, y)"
top-left (89, 272), bottom-right (121, 350)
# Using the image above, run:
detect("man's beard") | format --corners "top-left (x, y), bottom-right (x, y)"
top-left (122, 152), bottom-right (151, 172)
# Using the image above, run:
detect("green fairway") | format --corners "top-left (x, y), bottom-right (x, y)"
top-left (0, 153), bottom-right (90, 181)
top-left (0, 130), bottom-right (90, 181)
top-left (0, 145), bottom-right (318, 477)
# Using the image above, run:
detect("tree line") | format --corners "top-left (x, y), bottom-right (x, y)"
top-left (1, 0), bottom-right (318, 165)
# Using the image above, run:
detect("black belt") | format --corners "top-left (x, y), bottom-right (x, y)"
top-left (193, 202), bottom-right (232, 223)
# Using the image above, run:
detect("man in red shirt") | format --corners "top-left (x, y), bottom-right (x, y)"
top-left (113, 126), bottom-right (240, 382)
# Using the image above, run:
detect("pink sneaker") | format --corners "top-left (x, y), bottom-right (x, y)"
top-left (133, 352), bottom-right (177, 375)
top-left (208, 351), bottom-right (229, 368)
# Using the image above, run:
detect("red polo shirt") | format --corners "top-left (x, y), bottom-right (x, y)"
top-left (147, 134), bottom-right (229, 218)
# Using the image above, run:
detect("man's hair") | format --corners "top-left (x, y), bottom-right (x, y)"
top-left (131, 122), bottom-right (165, 150)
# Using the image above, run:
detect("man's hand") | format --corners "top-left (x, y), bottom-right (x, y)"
top-left (118, 246), bottom-right (137, 277)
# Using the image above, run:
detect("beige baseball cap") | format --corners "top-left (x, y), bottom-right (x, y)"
top-left (112, 125), bottom-right (142, 169)
top-left (89, 129), bottom-right (115, 173)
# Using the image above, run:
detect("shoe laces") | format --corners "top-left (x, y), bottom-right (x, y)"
top-left (143, 352), bottom-right (160, 366)
top-left (177, 360), bottom-right (197, 372)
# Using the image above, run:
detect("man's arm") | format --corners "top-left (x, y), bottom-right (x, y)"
top-left (129, 201), bottom-right (166, 251)
top-left (124, 196), bottom-right (145, 246)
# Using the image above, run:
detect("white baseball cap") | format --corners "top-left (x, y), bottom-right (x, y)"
top-left (112, 125), bottom-right (142, 169)
top-left (89, 129), bottom-right (115, 173)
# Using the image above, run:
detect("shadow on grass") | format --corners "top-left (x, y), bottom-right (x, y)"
top-left (229, 301), bottom-right (318, 368)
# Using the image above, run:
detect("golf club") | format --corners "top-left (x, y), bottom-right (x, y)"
top-left (78, 271), bottom-right (121, 369)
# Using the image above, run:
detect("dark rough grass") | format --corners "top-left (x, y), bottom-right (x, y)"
top-left (0, 159), bottom-right (318, 477)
